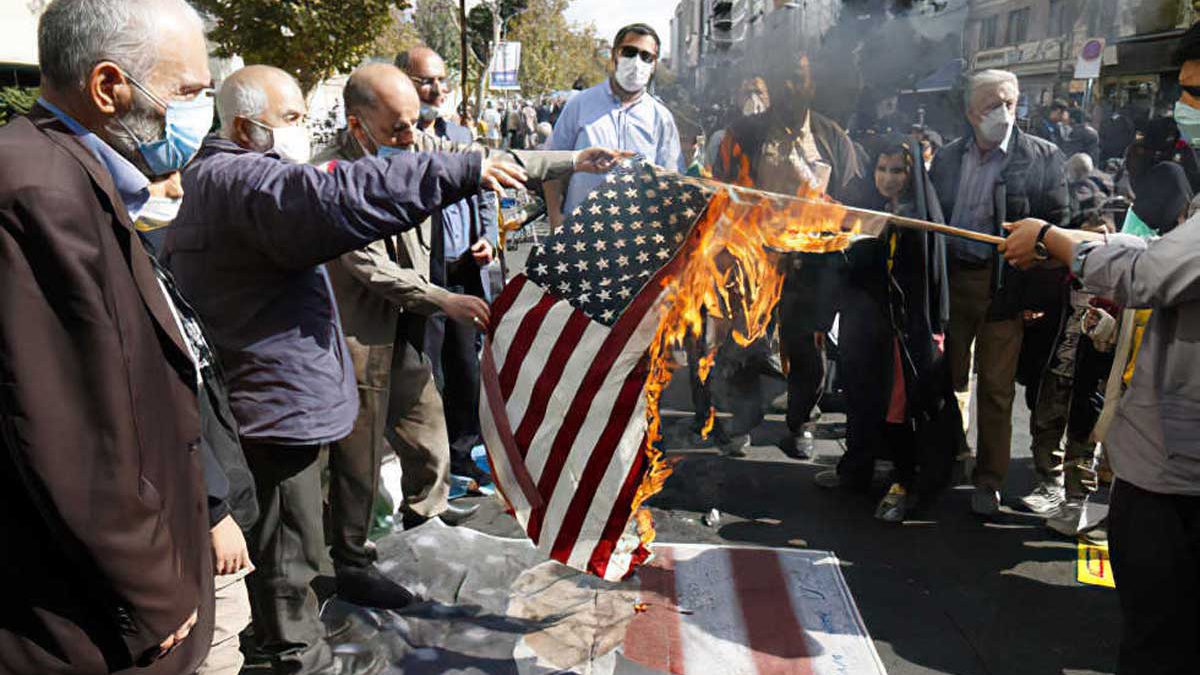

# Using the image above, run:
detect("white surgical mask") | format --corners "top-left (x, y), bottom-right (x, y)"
top-left (977, 104), bottom-right (1015, 145)
top-left (1175, 100), bottom-right (1200, 145)
top-left (260, 123), bottom-right (312, 163)
top-left (614, 56), bottom-right (655, 94)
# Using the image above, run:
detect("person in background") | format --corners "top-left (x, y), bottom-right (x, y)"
top-left (1033, 98), bottom-right (1069, 146)
top-left (704, 75), bottom-right (770, 170)
top-left (1062, 108), bottom-right (1100, 164)
top-left (1, 1), bottom-right (216, 672)
top-left (712, 54), bottom-right (863, 462)
top-left (546, 22), bottom-right (684, 230)
top-left (397, 46), bottom-right (501, 485)
top-left (521, 99), bottom-right (539, 149)
top-left (163, 64), bottom-right (529, 674)
top-left (483, 99), bottom-right (503, 148)
top-left (916, 126), bottom-right (944, 170)
top-left (928, 69), bottom-right (1069, 517)
top-left (1000, 27), bottom-right (1200, 656)
top-left (535, 121), bottom-right (553, 149)
top-left (838, 135), bottom-right (959, 520)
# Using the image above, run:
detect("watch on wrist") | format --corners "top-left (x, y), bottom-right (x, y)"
top-left (1033, 223), bottom-right (1053, 261)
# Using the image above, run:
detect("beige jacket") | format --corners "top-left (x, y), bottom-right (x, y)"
top-left (314, 129), bottom-right (577, 346)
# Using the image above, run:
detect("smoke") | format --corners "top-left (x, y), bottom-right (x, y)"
top-left (692, 0), bottom-right (970, 133)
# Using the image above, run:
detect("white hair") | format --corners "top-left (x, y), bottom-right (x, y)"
top-left (964, 69), bottom-right (1019, 110)
top-left (1066, 153), bottom-right (1094, 183)
top-left (217, 79), bottom-right (268, 137)
top-left (38, 0), bottom-right (203, 90)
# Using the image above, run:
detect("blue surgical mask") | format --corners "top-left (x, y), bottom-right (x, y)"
top-left (1175, 100), bottom-right (1200, 145)
top-left (120, 72), bottom-right (213, 175)
top-left (361, 124), bottom-right (409, 158)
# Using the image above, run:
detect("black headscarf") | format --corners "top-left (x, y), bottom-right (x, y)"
top-left (1132, 161), bottom-right (1194, 234)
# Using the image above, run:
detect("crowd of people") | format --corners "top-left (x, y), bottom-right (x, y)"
top-left (2, 0), bottom-right (1200, 674)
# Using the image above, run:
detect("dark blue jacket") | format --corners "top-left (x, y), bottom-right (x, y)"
top-left (164, 136), bottom-right (482, 444)
top-left (430, 118), bottom-right (498, 299)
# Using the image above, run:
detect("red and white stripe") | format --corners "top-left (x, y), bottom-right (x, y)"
top-left (622, 544), bottom-right (887, 675)
top-left (480, 271), bottom-right (676, 581)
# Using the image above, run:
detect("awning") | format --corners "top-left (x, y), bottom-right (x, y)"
top-left (906, 58), bottom-right (964, 94)
top-left (1103, 29), bottom-right (1185, 77)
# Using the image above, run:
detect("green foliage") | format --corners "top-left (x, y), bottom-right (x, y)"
top-left (0, 86), bottom-right (40, 127)
top-left (506, 0), bottom-right (608, 96)
top-left (194, 0), bottom-right (413, 93)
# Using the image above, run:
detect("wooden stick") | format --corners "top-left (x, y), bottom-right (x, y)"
top-left (677, 174), bottom-right (1007, 247)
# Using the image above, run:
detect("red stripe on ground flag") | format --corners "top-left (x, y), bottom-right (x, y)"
top-left (487, 274), bottom-right (527, 335)
top-left (622, 548), bottom-right (685, 674)
top-left (586, 434), bottom-right (649, 579)
top-left (728, 548), bottom-right (814, 675)
top-left (513, 310), bottom-right (593, 456)
top-left (480, 339), bottom-right (544, 510)
top-left (549, 360), bottom-right (649, 563)
top-left (498, 293), bottom-right (559, 399)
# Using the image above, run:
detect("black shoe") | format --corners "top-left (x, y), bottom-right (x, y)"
top-left (401, 503), bottom-right (479, 530)
top-left (450, 457), bottom-right (493, 486)
top-left (776, 431), bottom-right (813, 460)
top-left (334, 564), bottom-right (415, 610)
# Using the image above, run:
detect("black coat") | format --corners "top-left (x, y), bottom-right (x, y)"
top-left (929, 126), bottom-right (1070, 320)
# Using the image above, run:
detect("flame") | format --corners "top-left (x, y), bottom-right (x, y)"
top-left (700, 406), bottom-right (716, 439)
top-left (628, 141), bottom-right (862, 552)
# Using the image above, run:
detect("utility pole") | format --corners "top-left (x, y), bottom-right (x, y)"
top-left (460, 0), bottom-right (469, 117)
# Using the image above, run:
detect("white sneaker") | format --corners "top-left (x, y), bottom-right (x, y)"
top-left (1047, 499), bottom-right (1086, 537)
top-left (1021, 480), bottom-right (1066, 515)
top-left (971, 487), bottom-right (1001, 516)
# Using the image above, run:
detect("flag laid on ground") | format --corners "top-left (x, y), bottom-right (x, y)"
top-left (479, 161), bottom-right (713, 581)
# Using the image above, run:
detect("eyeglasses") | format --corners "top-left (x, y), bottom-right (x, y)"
top-left (618, 45), bottom-right (658, 64)
top-left (1181, 84), bottom-right (1200, 98)
top-left (410, 75), bottom-right (454, 92)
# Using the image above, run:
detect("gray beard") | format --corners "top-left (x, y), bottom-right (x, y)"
top-left (103, 99), bottom-right (166, 178)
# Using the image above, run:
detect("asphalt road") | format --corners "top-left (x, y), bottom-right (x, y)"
top-left (465, 373), bottom-right (1121, 675)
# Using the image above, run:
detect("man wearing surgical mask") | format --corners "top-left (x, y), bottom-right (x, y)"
top-left (396, 46), bottom-right (504, 484)
top-left (928, 69), bottom-right (1069, 518)
top-left (312, 63), bottom-right (622, 617)
top-left (546, 23), bottom-right (685, 230)
top-left (1, 0), bottom-right (225, 672)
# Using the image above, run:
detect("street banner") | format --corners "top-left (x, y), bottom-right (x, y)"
top-left (1074, 38), bottom-right (1105, 80)
top-left (490, 40), bottom-right (522, 90)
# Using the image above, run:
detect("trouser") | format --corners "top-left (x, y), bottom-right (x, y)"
top-left (428, 257), bottom-right (484, 465)
top-left (946, 264), bottom-right (1023, 491)
top-left (1108, 478), bottom-right (1200, 674)
top-left (243, 443), bottom-right (332, 675)
top-left (1029, 371), bottom-right (1099, 497)
top-left (196, 570), bottom-right (253, 675)
top-left (686, 309), bottom-right (713, 432)
top-left (780, 309), bottom-right (826, 435)
top-left (330, 330), bottom-right (452, 569)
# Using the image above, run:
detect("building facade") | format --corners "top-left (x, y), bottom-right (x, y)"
top-left (964, 0), bottom-right (1197, 116)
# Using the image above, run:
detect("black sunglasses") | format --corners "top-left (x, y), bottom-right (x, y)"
top-left (619, 45), bottom-right (657, 64)
top-left (1182, 84), bottom-right (1200, 98)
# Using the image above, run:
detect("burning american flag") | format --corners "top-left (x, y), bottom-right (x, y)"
top-left (480, 160), bottom-right (864, 580)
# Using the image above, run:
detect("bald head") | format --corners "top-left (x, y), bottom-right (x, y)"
top-left (218, 65), bottom-right (306, 151)
top-left (395, 46), bottom-right (448, 109)
top-left (345, 63), bottom-right (422, 155)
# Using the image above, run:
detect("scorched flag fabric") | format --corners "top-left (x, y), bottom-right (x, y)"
top-left (479, 161), bottom-right (713, 581)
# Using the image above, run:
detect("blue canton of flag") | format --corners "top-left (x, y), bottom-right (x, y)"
top-left (525, 161), bottom-right (709, 325)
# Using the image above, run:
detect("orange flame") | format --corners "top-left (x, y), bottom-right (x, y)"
top-left (628, 146), bottom-right (862, 551)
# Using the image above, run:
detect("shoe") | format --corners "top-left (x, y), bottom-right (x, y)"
top-left (970, 487), bottom-right (1001, 516)
top-left (874, 483), bottom-right (909, 523)
top-left (1020, 479), bottom-right (1065, 515)
top-left (813, 469), bottom-right (841, 489)
top-left (777, 427), bottom-right (814, 460)
top-left (334, 563), bottom-right (415, 610)
top-left (401, 503), bottom-right (479, 530)
top-left (718, 434), bottom-right (750, 458)
top-left (1047, 499), bottom-right (1086, 537)
top-left (450, 457), bottom-right (493, 486)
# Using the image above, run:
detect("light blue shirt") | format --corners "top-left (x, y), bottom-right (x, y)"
top-left (548, 80), bottom-right (684, 217)
top-left (38, 97), bottom-right (150, 219)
